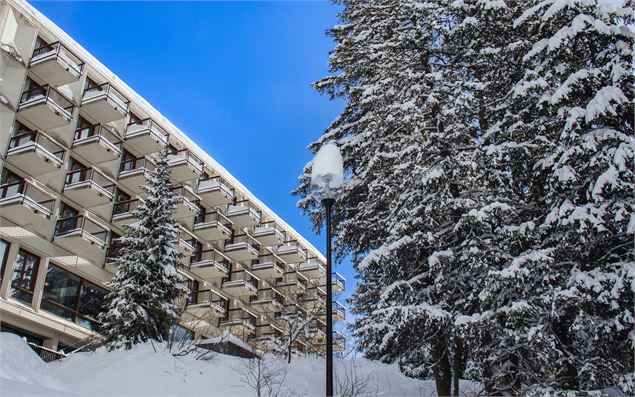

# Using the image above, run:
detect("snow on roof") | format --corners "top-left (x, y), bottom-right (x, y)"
top-left (9, 0), bottom-right (325, 262)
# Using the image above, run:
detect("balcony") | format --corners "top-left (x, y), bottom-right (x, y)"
top-left (333, 301), bottom-right (346, 321)
top-left (223, 234), bottom-right (260, 262)
top-left (54, 215), bottom-right (108, 256)
top-left (111, 198), bottom-right (141, 229)
top-left (123, 118), bottom-right (168, 156)
top-left (104, 238), bottom-right (123, 272)
top-left (297, 258), bottom-right (326, 278)
top-left (174, 226), bottom-right (197, 258)
top-left (221, 271), bottom-right (259, 297)
top-left (6, 131), bottom-right (64, 176)
top-left (0, 180), bottom-right (55, 226)
top-left (118, 157), bottom-right (155, 194)
top-left (319, 272), bottom-right (346, 293)
top-left (189, 248), bottom-right (230, 280)
top-left (81, 82), bottom-right (129, 122)
top-left (17, 85), bottom-right (74, 130)
top-left (193, 211), bottom-right (232, 242)
top-left (185, 289), bottom-right (228, 319)
top-left (226, 201), bottom-right (261, 228)
top-left (335, 331), bottom-right (346, 351)
top-left (72, 124), bottom-right (122, 164)
top-left (63, 167), bottom-right (115, 208)
top-left (276, 241), bottom-right (308, 264)
top-left (303, 287), bottom-right (326, 311)
top-left (197, 176), bottom-right (234, 207)
top-left (167, 150), bottom-right (204, 182)
top-left (172, 186), bottom-right (200, 221)
top-left (218, 308), bottom-right (257, 336)
top-left (252, 222), bottom-right (286, 247)
top-left (249, 288), bottom-right (285, 313)
top-left (276, 271), bottom-right (308, 294)
top-left (249, 254), bottom-right (286, 280)
top-left (29, 42), bottom-right (83, 86)
top-left (254, 324), bottom-right (283, 344)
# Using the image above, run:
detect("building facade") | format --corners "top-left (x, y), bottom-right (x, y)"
top-left (0, 0), bottom-right (345, 354)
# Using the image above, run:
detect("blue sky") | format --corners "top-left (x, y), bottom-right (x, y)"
top-left (31, 2), bottom-right (353, 305)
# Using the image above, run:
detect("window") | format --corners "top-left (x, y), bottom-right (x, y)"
top-left (11, 249), bottom-right (40, 304)
top-left (66, 158), bottom-right (87, 185)
top-left (84, 77), bottom-right (99, 91)
top-left (0, 169), bottom-right (23, 199)
top-left (34, 37), bottom-right (49, 51)
top-left (187, 279), bottom-right (199, 305)
top-left (75, 117), bottom-right (95, 140)
top-left (41, 264), bottom-right (107, 331)
top-left (57, 203), bottom-right (79, 234)
top-left (120, 150), bottom-right (136, 172)
top-left (0, 239), bottom-right (10, 281)
top-left (129, 112), bottom-right (142, 124)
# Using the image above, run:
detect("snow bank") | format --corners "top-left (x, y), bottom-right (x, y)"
top-left (0, 333), bottom-right (71, 396)
top-left (0, 333), bottom-right (481, 396)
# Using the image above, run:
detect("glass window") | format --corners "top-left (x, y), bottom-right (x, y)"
top-left (77, 281), bottom-right (107, 330)
top-left (11, 249), bottom-right (40, 304)
top-left (0, 240), bottom-right (10, 281)
top-left (41, 264), bottom-right (107, 331)
top-left (41, 264), bottom-right (80, 311)
top-left (170, 325), bottom-right (192, 342)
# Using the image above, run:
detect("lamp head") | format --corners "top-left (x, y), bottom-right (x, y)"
top-left (311, 143), bottom-right (344, 199)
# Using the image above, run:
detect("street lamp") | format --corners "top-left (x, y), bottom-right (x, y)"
top-left (310, 142), bottom-right (344, 397)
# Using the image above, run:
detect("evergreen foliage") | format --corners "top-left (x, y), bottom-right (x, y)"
top-left (296, 0), bottom-right (634, 394)
top-left (99, 150), bottom-right (189, 350)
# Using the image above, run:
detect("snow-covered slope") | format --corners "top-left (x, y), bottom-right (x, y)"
top-left (0, 332), bottom-right (481, 396)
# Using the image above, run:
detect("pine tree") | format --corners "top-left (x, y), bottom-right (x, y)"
top-left (99, 150), bottom-right (189, 350)
top-left (465, 1), bottom-right (635, 393)
top-left (299, 0), bottom-right (634, 395)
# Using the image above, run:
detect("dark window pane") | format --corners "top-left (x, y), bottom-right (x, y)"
top-left (40, 300), bottom-right (75, 322)
top-left (0, 240), bottom-right (9, 280)
top-left (78, 281), bottom-right (107, 322)
top-left (42, 265), bottom-right (80, 310)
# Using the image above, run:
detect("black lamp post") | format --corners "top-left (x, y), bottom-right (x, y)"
top-left (310, 143), bottom-right (344, 397)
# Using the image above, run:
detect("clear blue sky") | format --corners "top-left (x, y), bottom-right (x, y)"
top-left (31, 2), bottom-right (353, 305)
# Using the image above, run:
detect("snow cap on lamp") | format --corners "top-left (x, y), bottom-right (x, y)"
top-left (310, 143), bottom-right (344, 193)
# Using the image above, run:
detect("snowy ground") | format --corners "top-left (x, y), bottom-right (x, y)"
top-left (0, 333), bottom-right (482, 396)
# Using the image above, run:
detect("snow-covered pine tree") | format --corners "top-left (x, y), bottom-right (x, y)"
top-left (295, 1), bottom-right (487, 395)
top-left (99, 150), bottom-right (189, 350)
top-left (457, 0), bottom-right (635, 394)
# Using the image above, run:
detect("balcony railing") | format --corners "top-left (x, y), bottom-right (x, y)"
top-left (73, 123), bottom-right (122, 152)
top-left (112, 198), bottom-right (141, 218)
top-left (277, 240), bottom-right (308, 258)
top-left (30, 41), bottom-right (83, 78)
top-left (195, 211), bottom-right (232, 230)
top-left (173, 185), bottom-right (200, 207)
top-left (0, 180), bottom-right (55, 215)
top-left (119, 157), bottom-right (156, 174)
top-left (221, 309), bottom-right (257, 328)
top-left (8, 130), bottom-right (65, 163)
top-left (227, 200), bottom-right (261, 218)
top-left (167, 149), bottom-right (204, 174)
top-left (190, 248), bottom-right (230, 272)
top-left (297, 258), bottom-right (326, 274)
top-left (251, 254), bottom-right (285, 273)
top-left (224, 233), bottom-right (260, 255)
top-left (250, 288), bottom-right (285, 305)
top-left (27, 342), bottom-right (66, 363)
top-left (222, 271), bottom-right (259, 291)
top-left (333, 301), bottom-right (346, 316)
top-left (82, 82), bottom-right (129, 112)
top-left (188, 289), bottom-right (228, 312)
top-left (19, 84), bottom-right (75, 117)
top-left (197, 176), bottom-right (234, 198)
top-left (320, 272), bottom-right (346, 290)
top-left (55, 215), bottom-right (108, 246)
top-left (125, 118), bottom-right (169, 144)
top-left (64, 167), bottom-right (116, 196)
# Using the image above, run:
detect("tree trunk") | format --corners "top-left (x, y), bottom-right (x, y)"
top-left (288, 344), bottom-right (292, 364)
top-left (452, 338), bottom-right (463, 397)
top-left (431, 338), bottom-right (452, 397)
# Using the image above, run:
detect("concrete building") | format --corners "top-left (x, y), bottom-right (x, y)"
top-left (0, 0), bottom-right (345, 355)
